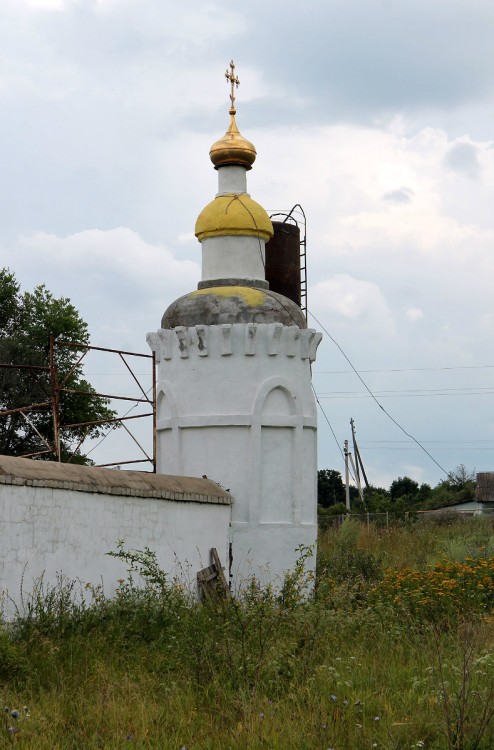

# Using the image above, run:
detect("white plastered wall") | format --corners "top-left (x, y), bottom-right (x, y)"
top-left (216, 165), bottom-right (247, 196)
top-left (0, 483), bottom-right (230, 613)
top-left (201, 235), bottom-right (266, 282)
top-left (148, 323), bottom-right (322, 588)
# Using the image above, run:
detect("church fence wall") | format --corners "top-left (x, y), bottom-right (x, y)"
top-left (0, 472), bottom-right (231, 615)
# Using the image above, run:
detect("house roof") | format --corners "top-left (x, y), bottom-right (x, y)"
top-left (0, 455), bottom-right (231, 505)
top-left (476, 472), bottom-right (494, 503)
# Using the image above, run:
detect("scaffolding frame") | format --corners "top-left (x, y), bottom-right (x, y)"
top-left (0, 337), bottom-right (156, 471)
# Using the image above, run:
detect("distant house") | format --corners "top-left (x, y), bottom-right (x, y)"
top-left (476, 473), bottom-right (494, 503)
top-left (438, 473), bottom-right (494, 515)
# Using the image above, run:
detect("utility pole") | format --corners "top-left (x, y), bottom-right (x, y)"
top-left (344, 439), bottom-right (351, 510)
top-left (350, 418), bottom-right (360, 491)
top-left (351, 417), bottom-right (370, 491)
top-left (344, 420), bottom-right (371, 510)
top-left (349, 450), bottom-right (364, 503)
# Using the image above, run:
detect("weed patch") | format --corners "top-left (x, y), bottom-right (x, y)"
top-left (1, 519), bottom-right (494, 748)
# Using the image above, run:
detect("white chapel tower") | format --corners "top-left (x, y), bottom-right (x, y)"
top-left (147, 62), bottom-right (322, 588)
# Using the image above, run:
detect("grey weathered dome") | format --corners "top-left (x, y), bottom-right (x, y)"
top-left (161, 286), bottom-right (306, 329)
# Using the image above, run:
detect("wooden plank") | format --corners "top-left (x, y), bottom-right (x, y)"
top-left (197, 548), bottom-right (231, 601)
top-left (211, 548), bottom-right (230, 597)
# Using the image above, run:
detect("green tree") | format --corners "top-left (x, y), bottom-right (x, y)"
top-left (389, 476), bottom-right (420, 505)
top-left (363, 485), bottom-right (391, 512)
top-left (0, 268), bottom-right (116, 463)
top-left (317, 468), bottom-right (361, 508)
top-left (317, 469), bottom-right (346, 508)
top-left (429, 464), bottom-right (476, 508)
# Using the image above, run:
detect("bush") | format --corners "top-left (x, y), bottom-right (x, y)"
top-left (318, 519), bottom-right (384, 584)
top-left (0, 627), bottom-right (25, 679)
top-left (1, 523), bottom-right (494, 749)
top-left (371, 556), bottom-right (494, 622)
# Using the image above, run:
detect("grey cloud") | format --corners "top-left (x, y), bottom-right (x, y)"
top-left (4, 0), bottom-right (493, 137)
top-left (444, 142), bottom-right (481, 179)
top-left (383, 188), bottom-right (414, 204)
top-left (232, 0), bottom-right (494, 126)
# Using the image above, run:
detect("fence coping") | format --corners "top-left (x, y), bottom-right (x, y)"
top-left (0, 455), bottom-right (231, 505)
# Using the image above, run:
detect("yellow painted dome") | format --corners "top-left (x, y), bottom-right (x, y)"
top-left (195, 193), bottom-right (274, 241)
top-left (209, 111), bottom-right (257, 170)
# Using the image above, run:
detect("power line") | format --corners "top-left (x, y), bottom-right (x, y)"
top-left (312, 384), bottom-right (344, 461)
top-left (363, 445), bottom-right (493, 452)
top-left (314, 365), bottom-right (494, 374)
top-left (312, 384), bottom-right (358, 485)
top-left (318, 391), bottom-right (494, 399)
top-left (361, 439), bottom-right (494, 445)
top-left (318, 387), bottom-right (494, 394)
top-left (308, 309), bottom-right (450, 477)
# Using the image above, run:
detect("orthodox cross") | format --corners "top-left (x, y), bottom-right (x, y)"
top-left (225, 60), bottom-right (240, 111)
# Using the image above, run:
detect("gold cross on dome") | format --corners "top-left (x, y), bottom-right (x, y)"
top-left (225, 60), bottom-right (240, 112)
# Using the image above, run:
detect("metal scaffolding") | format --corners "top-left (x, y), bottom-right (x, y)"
top-left (0, 337), bottom-right (156, 470)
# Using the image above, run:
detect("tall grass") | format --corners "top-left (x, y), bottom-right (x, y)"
top-left (1, 517), bottom-right (494, 749)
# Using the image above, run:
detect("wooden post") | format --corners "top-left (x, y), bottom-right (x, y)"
top-left (197, 548), bottom-right (231, 601)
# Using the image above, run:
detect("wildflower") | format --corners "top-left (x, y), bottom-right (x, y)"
top-left (330, 694), bottom-right (337, 701)
top-left (374, 716), bottom-right (380, 721)
top-left (258, 713), bottom-right (264, 718)
top-left (11, 710), bottom-right (19, 719)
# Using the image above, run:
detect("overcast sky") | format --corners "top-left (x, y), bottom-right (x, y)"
top-left (1, 0), bottom-right (493, 489)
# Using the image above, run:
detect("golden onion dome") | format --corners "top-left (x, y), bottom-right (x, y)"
top-left (195, 193), bottom-right (273, 241)
top-left (209, 109), bottom-right (257, 170)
